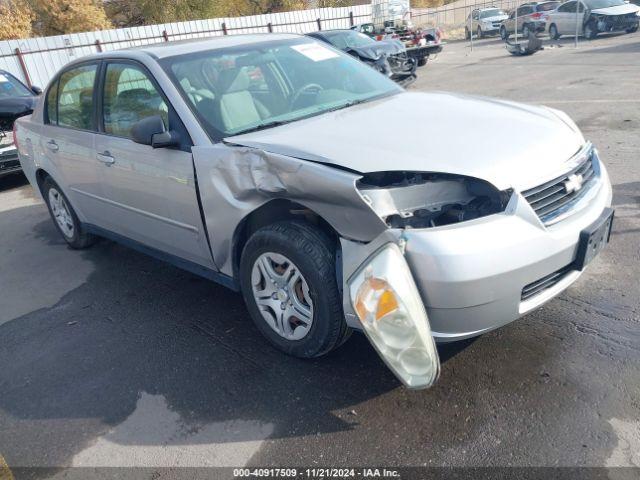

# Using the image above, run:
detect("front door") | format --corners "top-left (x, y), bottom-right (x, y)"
top-left (94, 61), bottom-right (214, 269)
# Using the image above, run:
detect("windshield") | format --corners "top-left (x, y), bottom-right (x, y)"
top-left (480, 8), bottom-right (506, 18)
top-left (322, 31), bottom-right (376, 50)
top-left (0, 72), bottom-right (32, 98)
top-left (584, 0), bottom-right (626, 8)
top-left (164, 39), bottom-right (401, 138)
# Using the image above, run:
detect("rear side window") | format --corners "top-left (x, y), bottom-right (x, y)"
top-left (57, 65), bottom-right (98, 130)
top-left (102, 63), bottom-right (168, 139)
top-left (46, 81), bottom-right (58, 124)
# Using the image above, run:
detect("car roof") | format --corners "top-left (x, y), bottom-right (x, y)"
top-left (70, 33), bottom-right (304, 64)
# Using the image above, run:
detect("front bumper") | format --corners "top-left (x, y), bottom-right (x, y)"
top-left (404, 162), bottom-right (612, 342)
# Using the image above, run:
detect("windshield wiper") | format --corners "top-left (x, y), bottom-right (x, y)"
top-left (232, 119), bottom-right (293, 135)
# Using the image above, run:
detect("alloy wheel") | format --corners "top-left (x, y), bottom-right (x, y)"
top-left (48, 187), bottom-right (74, 238)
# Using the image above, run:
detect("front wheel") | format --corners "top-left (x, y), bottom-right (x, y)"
top-left (477, 26), bottom-right (483, 39)
top-left (465, 27), bottom-right (470, 39)
top-left (500, 26), bottom-right (508, 40)
top-left (417, 57), bottom-right (428, 67)
top-left (522, 24), bottom-right (531, 38)
top-left (42, 177), bottom-right (96, 249)
top-left (549, 23), bottom-right (560, 40)
top-left (239, 221), bottom-right (350, 358)
top-left (625, 25), bottom-right (638, 33)
top-left (584, 21), bottom-right (598, 39)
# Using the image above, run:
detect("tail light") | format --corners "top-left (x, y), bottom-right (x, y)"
top-left (375, 34), bottom-right (384, 41)
top-left (531, 12), bottom-right (543, 19)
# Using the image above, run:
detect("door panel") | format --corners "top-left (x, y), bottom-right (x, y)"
top-left (43, 63), bottom-right (111, 226)
top-left (95, 61), bottom-right (214, 268)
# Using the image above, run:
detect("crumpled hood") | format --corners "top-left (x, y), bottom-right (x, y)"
top-left (349, 40), bottom-right (405, 60)
top-left (590, 3), bottom-right (639, 15)
top-left (227, 92), bottom-right (585, 191)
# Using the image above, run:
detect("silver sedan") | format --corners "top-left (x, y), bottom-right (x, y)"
top-left (15, 34), bottom-right (613, 389)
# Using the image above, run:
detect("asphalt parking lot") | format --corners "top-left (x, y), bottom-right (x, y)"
top-left (1, 32), bottom-right (639, 476)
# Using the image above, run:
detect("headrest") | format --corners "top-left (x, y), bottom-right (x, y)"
top-left (117, 88), bottom-right (151, 102)
top-left (218, 68), bottom-right (250, 94)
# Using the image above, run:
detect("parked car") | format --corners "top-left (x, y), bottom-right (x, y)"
top-left (499, 1), bottom-right (561, 39)
top-left (351, 22), bottom-right (443, 67)
top-left (0, 70), bottom-right (41, 178)
top-left (547, 0), bottom-right (639, 39)
top-left (465, 7), bottom-right (509, 39)
top-left (307, 30), bottom-right (416, 87)
top-left (15, 34), bottom-right (613, 389)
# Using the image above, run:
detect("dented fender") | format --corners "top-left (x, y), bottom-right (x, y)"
top-left (191, 144), bottom-right (388, 276)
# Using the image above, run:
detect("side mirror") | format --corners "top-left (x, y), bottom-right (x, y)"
top-left (31, 86), bottom-right (42, 95)
top-left (130, 115), bottom-right (180, 149)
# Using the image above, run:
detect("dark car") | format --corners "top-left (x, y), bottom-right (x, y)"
top-left (0, 70), bottom-right (40, 178)
top-left (306, 30), bottom-right (417, 87)
top-left (500, 1), bottom-right (561, 39)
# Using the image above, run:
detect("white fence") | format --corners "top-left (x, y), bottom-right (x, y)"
top-left (0, 5), bottom-right (372, 89)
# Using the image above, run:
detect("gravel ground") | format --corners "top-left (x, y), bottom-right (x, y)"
top-left (0, 31), bottom-right (638, 478)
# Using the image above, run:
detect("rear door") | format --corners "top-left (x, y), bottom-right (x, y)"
top-left (555, 1), bottom-right (576, 33)
top-left (94, 60), bottom-right (214, 268)
top-left (42, 62), bottom-right (113, 225)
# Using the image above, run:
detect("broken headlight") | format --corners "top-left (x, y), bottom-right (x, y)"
top-left (349, 242), bottom-right (440, 389)
top-left (357, 171), bottom-right (511, 229)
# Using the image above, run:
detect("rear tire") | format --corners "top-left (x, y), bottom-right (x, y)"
top-left (522, 24), bottom-right (531, 38)
top-left (465, 27), bottom-right (470, 39)
top-left (239, 221), bottom-right (350, 359)
top-left (42, 177), bottom-right (97, 249)
top-left (500, 26), bottom-right (508, 40)
top-left (417, 57), bottom-right (428, 67)
top-left (477, 26), bottom-right (483, 39)
top-left (625, 25), bottom-right (638, 33)
top-left (549, 23), bottom-right (560, 40)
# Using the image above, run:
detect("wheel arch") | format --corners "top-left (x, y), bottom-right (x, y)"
top-left (231, 199), bottom-right (341, 282)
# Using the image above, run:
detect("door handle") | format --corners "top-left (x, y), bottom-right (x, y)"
top-left (46, 140), bottom-right (59, 152)
top-left (96, 151), bottom-right (115, 166)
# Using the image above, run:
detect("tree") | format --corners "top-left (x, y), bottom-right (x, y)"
top-left (28, 0), bottom-right (112, 35)
top-left (0, 0), bottom-right (34, 40)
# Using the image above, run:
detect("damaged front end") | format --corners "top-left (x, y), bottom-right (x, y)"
top-left (193, 143), bottom-right (509, 389)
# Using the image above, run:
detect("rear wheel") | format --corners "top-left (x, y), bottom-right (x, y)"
top-left (522, 24), bottom-right (531, 38)
top-left (549, 23), bottom-right (560, 40)
top-left (465, 27), bottom-right (470, 39)
top-left (477, 26), bottom-right (483, 39)
top-left (42, 177), bottom-right (97, 249)
top-left (500, 25), bottom-right (508, 40)
top-left (417, 57), bottom-right (428, 67)
top-left (239, 221), bottom-right (350, 358)
top-left (625, 25), bottom-right (638, 33)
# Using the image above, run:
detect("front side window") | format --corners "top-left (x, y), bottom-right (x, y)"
top-left (102, 63), bottom-right (168, 139)
top-left (57, 64), bottom-right (97, 130)
top-left (164, 39), bottom-right (401, 139)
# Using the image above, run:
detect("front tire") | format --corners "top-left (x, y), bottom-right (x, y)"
top-left (239, 221), bottom-right (350, 358)
top-left (625, 25), bottom-right (638, 33)
top-left (584, 21), bottom-right (598, 39)
top-left (417, 57), bottom-right (428, 67)
top-left (42, 177), bottom-right (96, 249)
top-left (500, 26), bottom-right (508, 40)
top-left (477, 26), bottom-right (483, 39)
top-left (522, 24), bottom-right (531, 38)
top-left (549, 23), bottom-right (560, 40)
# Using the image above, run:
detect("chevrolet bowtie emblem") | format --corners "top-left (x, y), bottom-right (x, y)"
top-left (564, 173), bottom-right (584, 193)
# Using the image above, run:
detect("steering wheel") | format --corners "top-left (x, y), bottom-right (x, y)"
top-left (290, 83), bottom-right (324, 109)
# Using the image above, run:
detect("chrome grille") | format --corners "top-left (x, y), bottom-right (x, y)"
top-left (521, 264), bottom-right (573, 301)
top-left (522, 148), bottom-right (597, 225)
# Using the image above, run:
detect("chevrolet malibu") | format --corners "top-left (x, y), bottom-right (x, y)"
top-left (15, 34), bottom-right (613, 389)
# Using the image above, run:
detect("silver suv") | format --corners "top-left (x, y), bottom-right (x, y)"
top-left (15, 34), bottom-right (613, 389)
top-left (466, 7), bottom-right (509, 38)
